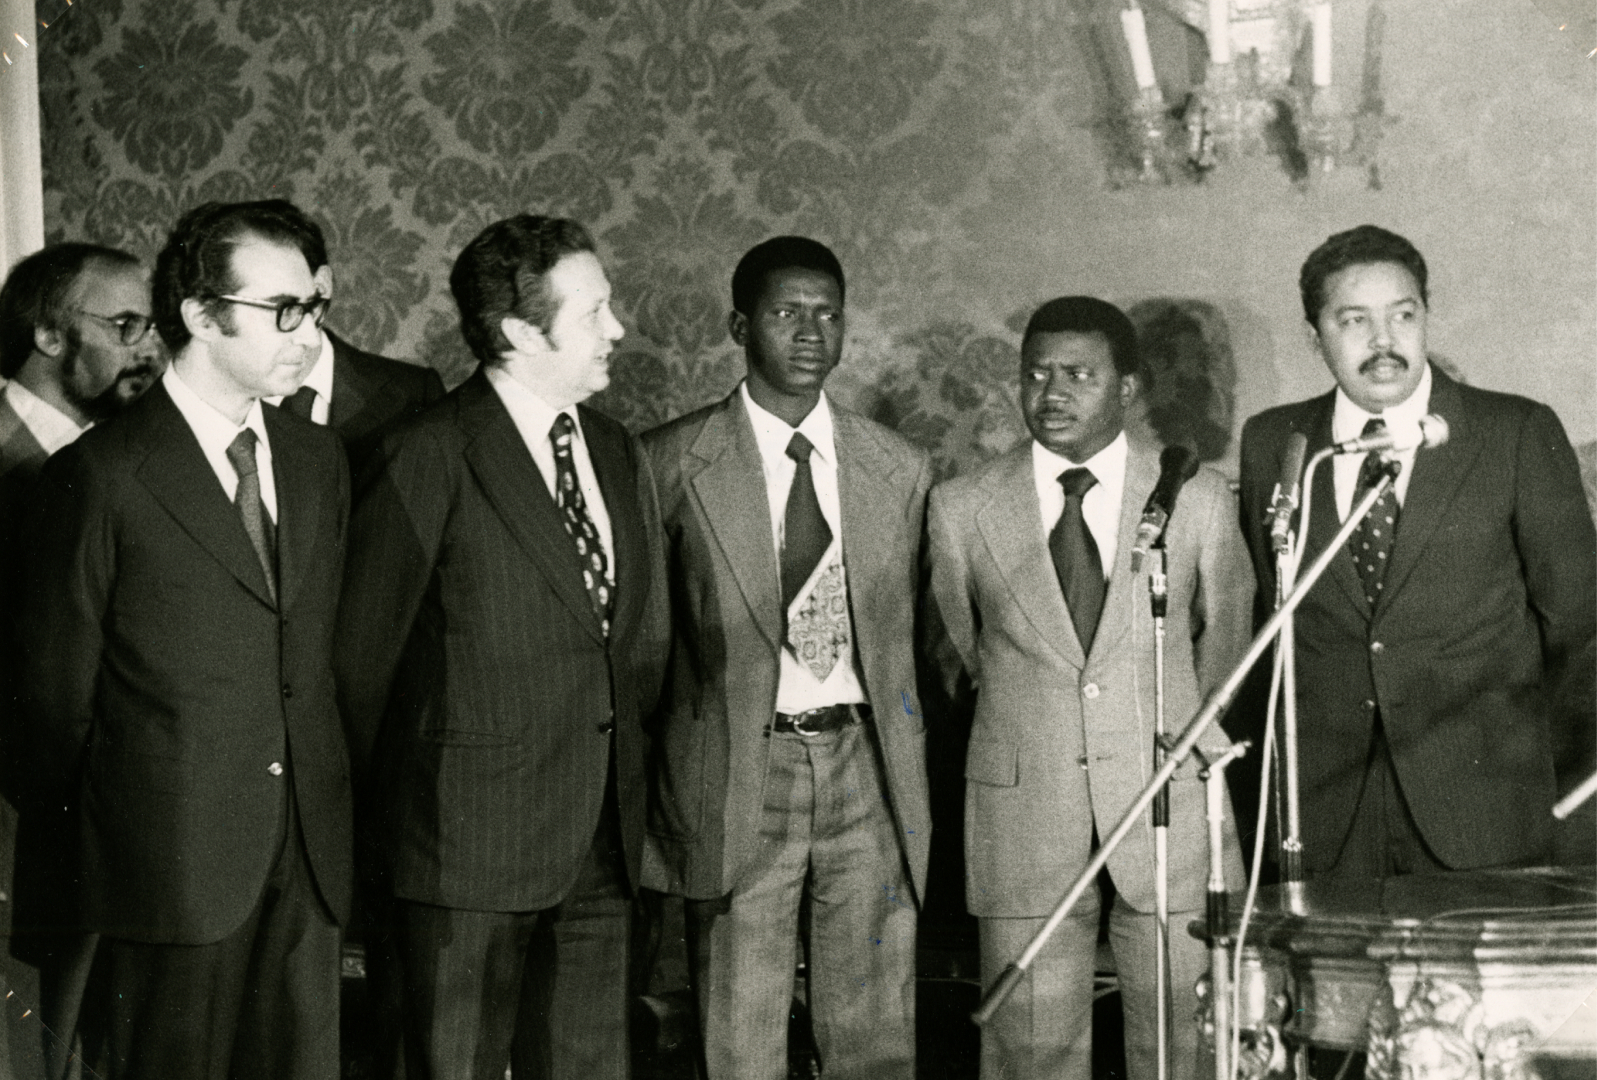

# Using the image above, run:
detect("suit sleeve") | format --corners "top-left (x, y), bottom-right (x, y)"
top-left (1190, 475), bottom-right (1256, 701)
top-left (13, 445), bottom-right (116, 807)
top-left (1512, 403), bottom-right (1597, 785)
top-left (923, 485), bottom-right (981, 701)
top-left (334, 428), bottom-right (454, 770)
top-left (631, 439), bottom-right (672, 730)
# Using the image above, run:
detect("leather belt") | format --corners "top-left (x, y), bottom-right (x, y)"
top-left (771, 703), bottom-right (871, 736)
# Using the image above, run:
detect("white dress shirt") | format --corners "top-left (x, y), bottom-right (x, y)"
top-left (163, 365), bottom-right (278, 522)
top-left (265, 329), bottom-right (334, 425)
top-left (4, 380), bottom-right (87, 456)
top-left (740, 383), bottom-right (867, 712)
top-left (1031, 430), bottom-right (1130, 578)
top-left (485, 364), bottom-right (614, 584)
top-left (1330, 362), bottom-right (1433, 521)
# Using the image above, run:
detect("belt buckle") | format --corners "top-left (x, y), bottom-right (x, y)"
top-left (791, 709), bottom-right (825, 737)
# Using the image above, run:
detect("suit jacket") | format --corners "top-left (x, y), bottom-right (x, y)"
top-left (1237, 369), bottom-right (1597, 873)
top-left (12, 382), bottom-right (353, 944)
top-left (334, 368), bottom-right (670, 913)
top-left (925, 437), bottom-right (1251, 917)
top-left (324, 330), bottom-right (445, 472)
top-left (0, 393), bottom-right (48, 509)
top-left (639, 391), bottom-right (933, 902)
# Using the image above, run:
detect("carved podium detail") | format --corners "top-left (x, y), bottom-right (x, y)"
top-left (1365, 978), bottom-right (1543, 1080)
top-left (1207, 869), bottom-right (1595, 1080)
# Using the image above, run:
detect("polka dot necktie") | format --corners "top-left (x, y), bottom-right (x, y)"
top-left (1049, 467), bottom-right (1104, 654)
top-left (1349, 418), bottom-right (1400, 608)
top-left (550, 414), bottom-right (612, 636)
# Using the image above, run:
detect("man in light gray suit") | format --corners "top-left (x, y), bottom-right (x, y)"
top-left (642, 236), bottom-right (931, 1080)
top-left (925, 297), bottom-right (1250, 1080)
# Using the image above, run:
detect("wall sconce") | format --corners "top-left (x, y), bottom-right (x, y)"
top-left (1117, 0), bottom-right (1368, 186)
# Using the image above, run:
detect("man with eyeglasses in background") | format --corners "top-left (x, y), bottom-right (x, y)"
top-left (0, 242), bottom-right (164, 1080)
top-left (12, 201), bottom-right (354, 1080)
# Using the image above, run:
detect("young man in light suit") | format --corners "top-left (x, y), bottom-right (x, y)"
top-left (926, 297), bottom-right (1251, 1080)
top-left (642, 237), bottom-right (932, 1080)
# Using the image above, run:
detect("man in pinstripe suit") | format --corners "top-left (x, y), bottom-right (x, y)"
top-left (334, 216), bottom-right (670, 1080)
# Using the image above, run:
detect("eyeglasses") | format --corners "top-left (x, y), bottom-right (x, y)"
top-left (213, 293), bottom-right (331, 333)
top-left (75, 309), bottom-right (156, 346)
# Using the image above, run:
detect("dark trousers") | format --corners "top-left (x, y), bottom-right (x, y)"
top-left (396, 792), bottom-right (631, 1080)
top-left (97, 795), bottom-right (342, 1080)
top-left (1323, 721), bottom-right (1452, 880)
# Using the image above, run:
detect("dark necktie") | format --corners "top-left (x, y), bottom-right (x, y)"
top-left (224, 429), bottom-right (277, 603)
top-left (1050, 467), bottom-right (1104, 653)
top-left (283, 385), bottom-right (317, 421)
top-left (780, 433), bottom-right (832, 612)
top-left (1349, 418), bottom-right (1400, 608)
top-left (550, 414), bottom-right (613, 636)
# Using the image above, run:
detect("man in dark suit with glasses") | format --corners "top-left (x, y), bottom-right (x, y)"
top-left (13, 200), bottom-right (354, 1080)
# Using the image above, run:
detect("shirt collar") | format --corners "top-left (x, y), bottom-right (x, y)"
top-left (4, 379), bottom-right (87, 455)
top-left (1032, 429), bottom-right (1129, 491)
top-left (301, 330), bottom-right (336, 400)
top-left (739, 381), bottom-right (835, 467)
top-left (1332, 361), bottom-right (1433, 442)
top-left (162, 364), bottom-right (269, 459)
top-left (483, 363), bottom-right (584, 445)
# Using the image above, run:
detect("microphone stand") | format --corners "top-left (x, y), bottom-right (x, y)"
top-left (972, 470), bottom-right (1403, 1034)
top-left (1198, 740), bottom-right (1249, 1080)
top-left (1273, 496), bottom-right (1304, 888)
top-left (1149, 543), bottom-right (1172, 1080)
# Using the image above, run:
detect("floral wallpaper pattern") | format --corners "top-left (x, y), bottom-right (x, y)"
top-left (37, 0), bottom-right (1145, 479)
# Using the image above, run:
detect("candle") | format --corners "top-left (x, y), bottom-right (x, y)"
top-left (1208, 0), bottom-right (1231, 64)
top-left (1311, 2), bottom-right (1332, 87)
top-left (1120, 6), bottom-right (1158, 90)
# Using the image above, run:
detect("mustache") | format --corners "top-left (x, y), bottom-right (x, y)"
top-left (1358, 349), bottom-right (1410, 374)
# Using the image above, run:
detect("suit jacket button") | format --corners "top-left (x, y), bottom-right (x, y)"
top-left (1362, 700), bottom-right (1376, 713)
top-left (1077, 756), bottom-right (1090, 770)
top-left (1082, 683), bottom-right (1100, 699)
top-left (282, 684), bottom-right (294, 698)
top-left (1369, 641), bottom-right (1384, 655)
top-left (267, 762), bottom-right (284, 776)
top-left (597, 721), bottom-right (615, 735)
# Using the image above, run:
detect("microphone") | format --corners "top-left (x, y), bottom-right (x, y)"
top-left (1267, 432), bottom-right (1309, 553)
top-left (1332, 414), bottom-right (1450, 455)
top-left (1130, 445), bottom-right (1200, 573)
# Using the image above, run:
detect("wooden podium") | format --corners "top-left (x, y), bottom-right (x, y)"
top-left (1202, 867), bottom-right (1596, 1080)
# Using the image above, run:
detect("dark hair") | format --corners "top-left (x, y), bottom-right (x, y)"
top-left (252, 198), bottom-right (329, 272)
top-left (1299, 225), bottom-right (1428, 324)
top-left (1021, 296), bottom-right (1139, 377)
top-left (0, 242), bottom-right (140, 379)
top-left (730, 236), bottom-right (844, 316)
top-left (449, 215), bottom-right (596, 365)
top-left (153, 200), bottom-right (322, 351)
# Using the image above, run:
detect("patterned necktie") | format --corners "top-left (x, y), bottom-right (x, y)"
top-left (224, 428), bottom-right (277, 602)
top-left (1349, 418), bottom-right (1400, 608)
top-left (781, 433), bottom-right (850, 682)
top-left (283, 385), bottom-right (317, 421)
top-left (550, 414), bottom-right (613, 636)
top-left (1050, 467), bottom-right (1104, 654)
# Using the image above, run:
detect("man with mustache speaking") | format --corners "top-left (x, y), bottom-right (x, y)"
top-left (1238, 225), bottom-right (1596, 880)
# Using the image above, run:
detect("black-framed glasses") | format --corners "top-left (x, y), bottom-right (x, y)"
top-left (74, 309), bottom-right (155, 346)
top-left (213, 293), bottom-right (331, 333)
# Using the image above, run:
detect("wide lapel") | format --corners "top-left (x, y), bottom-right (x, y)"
top-left (326, 334), bottom-right (373, 432)
top-left (580, 404), bottom-right (647, 646)
top-left (264, 406), bottom-right (330, 615)
top-left (977, 445), bottom-right (1086, 669)
top-left (1299, 394), bottom-right (1366, 610)
top-left (136, 384), bottom-right (276, 608)
top-left (1088, 438), bottom-right (1160, 663)
top-left (834, 410), bottom-right (906, 695)
top-left (686, 395), bottom-right (783, 651)
top-left (1376, 371), bottom-right (1481, 610)
top-left (457, 372), bottom-right (605, 645)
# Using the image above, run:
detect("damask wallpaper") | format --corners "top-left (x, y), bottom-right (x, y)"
top-left (32, 0), bottom-right (1597, 479)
